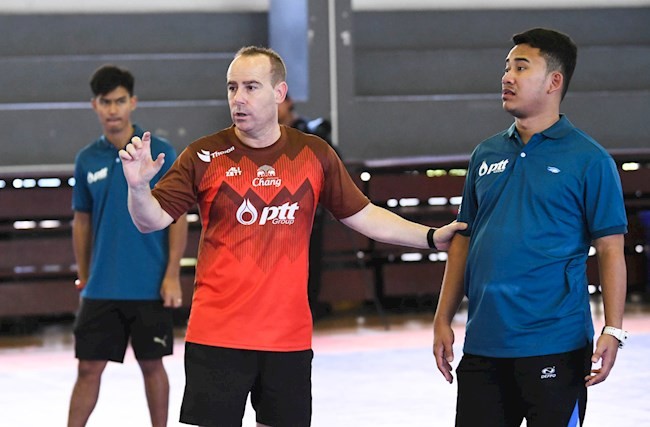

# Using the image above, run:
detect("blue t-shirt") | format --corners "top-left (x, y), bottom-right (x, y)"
top-left (72, 125), bottom-right (177, 300)
top-left (458, 115), bottom-right (627, 358)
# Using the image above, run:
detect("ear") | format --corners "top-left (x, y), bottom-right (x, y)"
top-left (275, 81), bottom-right (288, 104)
top-left (547, 71), bottom-right (564, 96)
top-left (130, 95), bottom-right (138, 111)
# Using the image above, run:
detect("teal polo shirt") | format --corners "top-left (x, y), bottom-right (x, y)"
top-left (458, 115), bottom-right (627, 358)
top-left (72, 125), bottom-right (176, 300)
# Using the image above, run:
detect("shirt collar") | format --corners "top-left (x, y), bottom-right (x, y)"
top-left (506, 114), bottom-right (574, 141)
top-left (98, 124), bottom-right (144, 149)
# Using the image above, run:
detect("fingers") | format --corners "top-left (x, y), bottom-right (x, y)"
top-left (120, 132), bottom-right (151, 161)
top-left (433, 332), bottom-right (455, 384)
top-left (433, 344), bottom-right (455, 384)
top-left (162, 293), bottom-right (183, 308)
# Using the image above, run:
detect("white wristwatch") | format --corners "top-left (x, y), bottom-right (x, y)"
top-left (601, 326), bottom-right (629, 349)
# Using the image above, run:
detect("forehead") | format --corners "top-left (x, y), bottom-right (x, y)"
top-left (505, 43), bottom-right (543, 63)
top-left (97, 86), bottom-right (130, 99)
top-left (227, 54), bottom-right (273, 84)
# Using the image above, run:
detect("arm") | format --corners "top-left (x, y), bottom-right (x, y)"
top-left (160, 214), bottom-right (188, 308)
top-left (72, 211), bottom-right (92, 289)
top-left (340, 203), bottom-right (467, 250)
top-left (433, 233), bottom-right (469, 384)
top-left (119, 132), bottom-right (174, 233)
top-left (585, 233), bottom-right (627, 387)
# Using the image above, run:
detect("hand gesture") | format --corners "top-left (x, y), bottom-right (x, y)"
top-left (119, 131), bottom-right (165, 190)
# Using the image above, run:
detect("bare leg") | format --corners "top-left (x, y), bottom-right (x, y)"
top-left (67, 360), bottom-right (108, 427)
top-left (138, 358), bottom-right (169, 427)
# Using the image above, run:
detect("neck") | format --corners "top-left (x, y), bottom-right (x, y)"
top-left (104, 124), bottom-right (134, 150)
top-left (514, 111), bottom-right (560, 144)
top-left (235, 124), bottom-right (282, 149)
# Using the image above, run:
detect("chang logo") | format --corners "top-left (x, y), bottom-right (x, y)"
top-left (478, 159), bottom-right (509, 177)
top-left (253, 165), bottom-right (282, 188)
top-left (236, 199), bottom-right (299, 226)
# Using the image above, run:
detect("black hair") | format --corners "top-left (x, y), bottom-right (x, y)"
top-left (512, 28), bottom-right (577, 100)
top-left (89, 64), bottom-right (135, 97)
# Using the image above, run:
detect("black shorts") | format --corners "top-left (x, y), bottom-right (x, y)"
top-left (73, 298), bottom-right (174, 362)
top-left (180, 342), bottom-right (313, 427)
top-left (456, 345), bottom-right (592, 427)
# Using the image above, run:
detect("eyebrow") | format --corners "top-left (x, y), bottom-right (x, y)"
top-left (506, 57), bottom-right (531, 64)
top-left (227, 79), bottom-right (262, 86)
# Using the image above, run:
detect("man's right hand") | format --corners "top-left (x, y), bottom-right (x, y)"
top-left (119, 131), bottom-right (165, 189)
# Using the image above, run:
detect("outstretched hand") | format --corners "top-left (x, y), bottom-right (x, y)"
top-left (433, 220), bottom-right (468, 251)
top-left (119, 131), bottom-right (165, 190)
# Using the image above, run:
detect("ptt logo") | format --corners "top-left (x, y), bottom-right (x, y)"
top-left (478, 159), bottom-right (509, 176)
top-left (236, 199), bottom-right (299, 226)
top-left (253, 165), bottom-right (282, 188)
top-left (87, 167), bottom-right (108, 184)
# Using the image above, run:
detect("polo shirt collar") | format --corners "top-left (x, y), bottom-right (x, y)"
top-left (98, 124), bottom-right (144, 150)
top-left (506, 114), bottom-right (575, 141)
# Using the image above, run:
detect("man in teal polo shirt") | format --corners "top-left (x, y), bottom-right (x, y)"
top-left (68, 65), bottom-right (188, 427)
top-left (433, 28), bottom-right (628, 426)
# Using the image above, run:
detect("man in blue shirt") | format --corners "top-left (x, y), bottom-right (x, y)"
top-left (68, 65), bottom-right (188, 427)
top-left (433, 28), bottom-right (628, 426)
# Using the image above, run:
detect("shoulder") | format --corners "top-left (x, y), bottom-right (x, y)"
top-left (74, 138), bottom-right (103, 165)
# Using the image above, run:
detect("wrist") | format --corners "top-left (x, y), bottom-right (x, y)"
top-left (601, 326), bottom-right (628, 349)
top-left (427, 227), bottom-right (438, 250)
top-left (74, 278), bottom-right (87, 291)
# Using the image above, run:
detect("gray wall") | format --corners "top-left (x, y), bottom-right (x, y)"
top-left (0, 13), bottom-right (267, 166)
top-left (337, 7), bottom-right (650, 160)
top-left (0, 6), bottom-right (648, 166)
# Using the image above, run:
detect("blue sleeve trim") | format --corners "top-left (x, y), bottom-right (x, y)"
top-left (591, 225), bottom-right (627, 240)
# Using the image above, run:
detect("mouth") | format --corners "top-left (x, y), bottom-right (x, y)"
top-left (501, 88), bottom-right (515, 99)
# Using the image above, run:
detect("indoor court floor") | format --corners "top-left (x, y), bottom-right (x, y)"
top-left (1, 299), bottom-right (649, 426)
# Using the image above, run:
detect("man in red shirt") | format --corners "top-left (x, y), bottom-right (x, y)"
top-left (120, 46), bottom-right (466, 427)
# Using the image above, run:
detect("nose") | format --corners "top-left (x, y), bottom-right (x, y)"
top-left (231, 88), bottom-right (245, 105)
top-left (502, 70), bottom-right (513, 85)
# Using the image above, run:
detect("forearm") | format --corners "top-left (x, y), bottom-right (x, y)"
top-left (127, 185), bottom-right (173, 233)
top-left (72, 212), bottom-right (92, 281)
top-left (164, 214), bottom-right (188, 279)
top-left (434, 234), bottom-right (469, 326)
top-left (341, 203), bottom-right (430, 248)
top-left (595, 234), bottom-right (627, 329)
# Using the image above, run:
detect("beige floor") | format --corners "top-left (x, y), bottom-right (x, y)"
top-left (1, 299), bottom-right (649, 426)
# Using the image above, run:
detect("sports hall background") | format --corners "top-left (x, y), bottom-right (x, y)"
top-left (0, 1), bottom-right (649, 426)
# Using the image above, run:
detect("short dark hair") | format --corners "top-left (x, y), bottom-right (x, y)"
top-left (90, 65), bottom-right (135, 97)
top-left (512, 28), bottom-right (577, 100)
top-left (234, 46), bottom-right (287, 86)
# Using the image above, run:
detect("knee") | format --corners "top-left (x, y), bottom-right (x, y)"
top-left (77, 360), bottom-right (107, 380)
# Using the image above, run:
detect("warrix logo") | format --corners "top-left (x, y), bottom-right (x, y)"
top-left (236, 199), bottom-right (299, 226)
top-left (226, 166), bottom-right (242, 177)
top-left (87, 167), bottom-right (108, 184)
top-left (196, 146), bottom-right (235, 163)
top-left (540, 366), bottom-right (557, 380)
top-left (253, 165), bottom-right (282, 188)
top-left (478, 159), bottom-right (509, 177)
